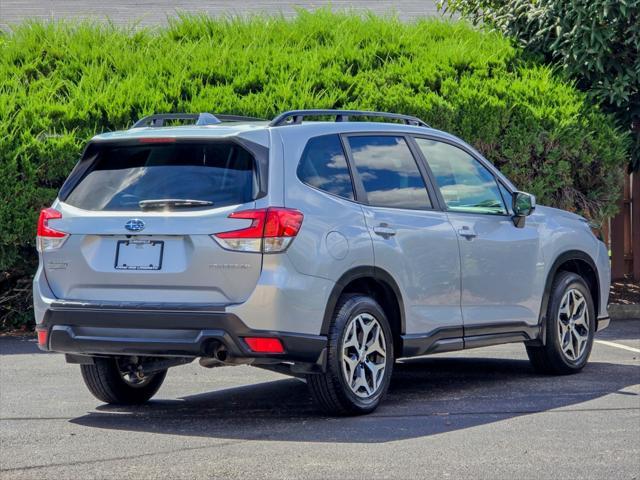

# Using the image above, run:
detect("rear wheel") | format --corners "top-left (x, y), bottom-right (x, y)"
top-left (307, 294), bottom-right (394, 415)
top-left (80, 357), bottom-right (167, 405)
top-left (526, 271), bottom-right (595, 374)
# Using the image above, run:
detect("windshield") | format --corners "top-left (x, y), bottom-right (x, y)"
top-left (64, 141), bottom-right (258, 211)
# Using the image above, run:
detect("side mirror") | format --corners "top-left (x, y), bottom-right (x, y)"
top-left (512, 191), bottom-right (535, 228)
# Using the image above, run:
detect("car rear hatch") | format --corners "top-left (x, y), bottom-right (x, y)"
top-left (40, 137), bottom-right (267, 305)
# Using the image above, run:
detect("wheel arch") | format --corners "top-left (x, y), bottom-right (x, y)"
top-left (321, 267), bottom-right (405, 352)
top-left (538, 250), bottom-right (600, 343)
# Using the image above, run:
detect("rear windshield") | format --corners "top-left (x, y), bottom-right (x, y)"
top-left (64, 141), bottom-right (258, 211)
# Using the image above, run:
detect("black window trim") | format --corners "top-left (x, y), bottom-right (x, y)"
top-left (340, 132), bottom-right (439, 212)
top-left (410, 134), bottom-right (513, 218)
top-left (295, 133), bottom-right (358, 203)
top-left (497, 179), bottom-right (515, 215)
top-left (293, 129), bottom-right (519, 217)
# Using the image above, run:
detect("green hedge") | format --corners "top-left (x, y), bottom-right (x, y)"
top-left (0, 11), bottom-right (630, 272)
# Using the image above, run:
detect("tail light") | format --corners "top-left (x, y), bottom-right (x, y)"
top-left (37, 328), bottom-right (48, 349)
top-left (36, 208), bottom-right (68, 252)
top-left (213, 207), bottom-right (303, 253)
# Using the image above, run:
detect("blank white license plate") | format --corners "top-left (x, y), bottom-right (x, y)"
top-left (115, 240), bottom-right (164, 270)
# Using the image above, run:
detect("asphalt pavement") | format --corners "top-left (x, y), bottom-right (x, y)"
top-left (1, 320), bottom-right (639, 479)
top-left (0, 1), bottom-right (440, 30)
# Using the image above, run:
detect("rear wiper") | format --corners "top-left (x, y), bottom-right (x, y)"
top-left (139, 199), bottom-right (214, 209)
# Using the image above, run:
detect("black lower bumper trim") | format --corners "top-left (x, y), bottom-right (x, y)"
top-left (400, 321), bottom-right (541, 357)
top-left (596, 315), bottom-right (611, 332)
top-left (40, 305), bottom-right (327, 366)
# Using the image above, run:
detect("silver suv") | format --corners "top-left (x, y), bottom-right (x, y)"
top-left (33, 110), bottom-right (611, 415)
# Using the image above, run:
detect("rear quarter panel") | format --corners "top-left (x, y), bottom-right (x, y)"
top-left (229, 128), bottom-right (372, 335)
top-left (276, 128), bottom-right (374, 282)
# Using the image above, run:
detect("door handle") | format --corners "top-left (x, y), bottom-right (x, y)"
top-left (373, 224), bottom-right (396, 239)
top-left (457, 226), bottom-right (477, 239)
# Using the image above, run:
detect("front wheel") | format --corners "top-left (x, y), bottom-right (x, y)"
top-left (80, 357), bottom-right (167, 405)
top-left (526, 271), bottom-right (595, 375)
top-left (307, 294), bottom-right (394, 415)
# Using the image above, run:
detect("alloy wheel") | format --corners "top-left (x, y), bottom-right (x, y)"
top-left (341, 313), bottom-right (387, 398)
top-left (557, 288), bottom-right (590, 361)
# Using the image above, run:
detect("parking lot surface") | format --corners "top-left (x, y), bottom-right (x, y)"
top-left (0, 1), bottom-right (439, 30)
top-left (1, 319), bottom-right (638, 479)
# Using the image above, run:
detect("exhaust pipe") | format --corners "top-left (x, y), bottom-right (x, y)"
top-left (199, 341), bottom-right (252, 368)
top-left (199, 341), bottom-right (227, 368)
top-left (214, 343), bottom-right (228, 362)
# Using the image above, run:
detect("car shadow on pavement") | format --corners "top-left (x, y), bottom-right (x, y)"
top-left (0, 335), bottom-right (45, 355)
top-left (69, 356), bottom-right (640, 443)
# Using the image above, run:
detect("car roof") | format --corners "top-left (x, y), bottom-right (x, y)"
top-left (92, 121), bottom-right (272, 141)
top-left (91, 120), bottom-right (458, 142)
top-left (90, 109), bottom-right (448, 142)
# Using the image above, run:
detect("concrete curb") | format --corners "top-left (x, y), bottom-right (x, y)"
top-left (609, 304), bottom-right (640, 320)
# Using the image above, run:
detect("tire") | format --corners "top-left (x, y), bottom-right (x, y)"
top-left (526, 271), bottom-right (595, 375)
top-left (80, 357), bottom-right (167, 405)
top-left (307, 294), bottom-right (394, 416)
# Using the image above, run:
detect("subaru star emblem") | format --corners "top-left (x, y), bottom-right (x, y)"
top-left (125, 219), bottom-right (145, 232)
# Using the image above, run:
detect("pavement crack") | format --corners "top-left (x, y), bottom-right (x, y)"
top-left (0, 440), bottom-right (246, 473)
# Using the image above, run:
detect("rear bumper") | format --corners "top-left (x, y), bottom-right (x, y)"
top-left (37, 301), bottom-right (327, 369)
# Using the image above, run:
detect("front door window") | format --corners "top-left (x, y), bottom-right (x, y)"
top-left (414, 138), bottom-right (506, 215)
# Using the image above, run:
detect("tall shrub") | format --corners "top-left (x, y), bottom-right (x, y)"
top-left (0, 11), bottom-right (630, 274)
top-left (439, 0), bottom-right (640, 171)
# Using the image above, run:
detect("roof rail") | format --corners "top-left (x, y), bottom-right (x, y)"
top-left (131, 113), bottom-right (265, 128)
top-left (268, 109), bottom-right (430, 128)
top-left (216, 114), bottom-right (265, 122)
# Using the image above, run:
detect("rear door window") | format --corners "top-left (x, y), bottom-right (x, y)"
top-left (297, 134), bottom-right (354, 200)
top-left (64, 141), bottom-right (258, 211)
top-left (346, 135), bottom-right (432, 209)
